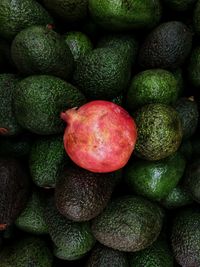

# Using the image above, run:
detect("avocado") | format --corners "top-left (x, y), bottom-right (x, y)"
top-left (45, 198), bottom-right (95, 260)
top-left (139, 21), bottom-right (192, 69)
top-left (0, 73), bottom-right (22, 136)
top-left (129, 236), bottom-right (174, 267)
top-left (0, 236), bottom-right (53, 267)
top-left (126, 69), bottom-right (179, 110)
top-left (0, 0), bottom-right (53, 40)
top-left (55, 166), bottom-right (116, 221)
top-left (97, 33), bottom-right (138, 64)
top-left (188, 47), bottom-right (200, 87)
top-left (184, 158), bottom-right (200, 203)
top-left (179, 139), bottom-right (193, 160)
top-left (0, 134), bottom-right (32, 158)
top-left (194, 0), bottom-right (200, 36)
top-left (73, 47), bottom-right (131, 100)
top-left (92, 195), bottom-right (163, 252)
top-left (0, 158), bottom-right (29, 230)
top-left (171, 207), bottom-right (200, 267)
top-left (89, 0), bottom-right (162, 31)
top-left (43, 0), bottom-right (88, 22)
top-left (86, 243), bottom-right (129, 267)
top-left (125, 152), bottom-right (186, 201)
top-left (172, 68), bottom-right (184, 97)
top-left (134, 103), bottom-right (183, 161)
top-left (174, 97), bottom-right (199, 140)
top-left (163, 0), bottom-right (197, 12)
top-left (64, 31), bottom-right (93, 63)
top-left (162, 185), bottom-right (193, 209)
top-left (11, 25), bottom-right (74, 80)
top-left (29, 135), bottom-right (68, 188)
top-left (15, 191), bottom-right (48, 235)
top-left (13, 75), bottom-right (86, 135)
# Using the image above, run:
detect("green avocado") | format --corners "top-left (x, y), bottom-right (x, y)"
top-left (64, 31), bottom-right (93, 63)
top-left (171, 207), bottom-right (200, 267)
top-left (43, 0), bottom-right (88, 22)
top-left (134, 103), bottom-right (183, 161)
top-left (89, 0), bottom-right (162, 31)
top-left (73, 47), bottom-right (131, 100)
top-left (86, 243), bottom-right (129, 267)
top-left (11, 25), bottom-right (74, 80)
top-left (13, 75), bottom-right (86, 135)
top-left (125, 152), bottom-right (186, 201)
top-left (0, 74), bottom-right (22, 136)
top-left (188, 47), bottom-right (200, 87)
top-left (55, 166), bottom-right (117, 221)
top-left (45, 198), bottom-right (95, 261)
top-left (92, 195), bottom-right (164, 252)
top-left (0, 236), bottom-right (53, 267)
top-left (29, 135), bottom-right (68, 188)
top-left (129, 236), bottom-right (174, 267)
top-left (15, 191), bottom-right (48, 234)
top-left (0, 0), bottom-right (53, 40)
top-left (139, 21), bottom-right (193, 69)
top-left (126, 69), bottom-right (179, 110)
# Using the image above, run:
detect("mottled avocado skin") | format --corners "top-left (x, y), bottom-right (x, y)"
top-left (29, 135), bottom-right (68, 188)
top-left (55, 166), bottom-right (116, 221)
top-left (13, 75), bottom-right (86, 135)
top-left (0, 0), bottom-right (53, 40)
top-left (64, 31), bottom-right (93, 62)
top-left (15, 191), bottom-right (48, 234)
top-left (125, 152), bottom-right (186, 201)
top-left (139, 21), bottom-right (192, 69)
top-left (92, 196), bottom-right (163, 252)
top-left (129, 237), bottom-right (174, 267)
top-left (188, 47), bottom-right (200, 87)
top-left (126, 69), bottom-right (179, 110)
top-left (89, 0), bottom-right (162, 31)
top-left (174, 97), bottom-right (199, 140)
top-left (45, 199), bottom-right (95, 261)
top-left (73, 48), bottom-right (131, 100)
top-left (0, 74), bottom-right (22, 136)
top-left (134, 103), bottom-right (183, 161)
top-left (0, 236), bottom-right (53, 267)
top-left (43, 0), bottom-right (88, 22)
top-left (171, 208), bottom-right (200, 267)
top-left (11, 25), bottom-right (74, 80)
top-left (86, 243), bottom-right (129, 267)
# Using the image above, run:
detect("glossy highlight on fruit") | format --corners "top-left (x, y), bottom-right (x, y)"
top-left (61, 101), bottom-right (137, 173)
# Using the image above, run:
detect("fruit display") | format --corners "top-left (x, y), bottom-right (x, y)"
top-left (1, 0), bottom-right (200, 266)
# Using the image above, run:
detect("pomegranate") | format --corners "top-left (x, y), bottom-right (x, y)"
top-left (61, 100), bottom-right (137, 173)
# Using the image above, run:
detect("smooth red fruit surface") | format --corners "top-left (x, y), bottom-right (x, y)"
top-left (61, 100), bottom-right (137, 173)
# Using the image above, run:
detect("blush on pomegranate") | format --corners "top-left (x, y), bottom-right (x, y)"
top-left (61, 100), bottom-right (137, 173)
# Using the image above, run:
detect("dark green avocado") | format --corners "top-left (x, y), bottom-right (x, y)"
top-left (55, 166), bottom-right (116, 221)
top-left (0, 74), bottom-right (22, 136)
top-left (29, 135), bottom-right (68, 188)
top-left (134, 103), bottom-right (183, 161)
top-left (139, 21), bottom-right (192, 69)
top-left (13, 75), bottom-right (86, 135)
top-left (92, 195), bottom-right (164, 252)
top-left (0, 0), bottom-right (53, 40)
top-left (0, 158), bottom-right (29, 230)
top-left (171, 207), bottom-right (200, 267)
top-left (11, 25), bottom-right (74, 80)
top-left (73, 47), bottom-right (131, 100)
top-left (0, 236), bottom-right (53, 267)
top-left (86, 243), bottom-right (129, 267)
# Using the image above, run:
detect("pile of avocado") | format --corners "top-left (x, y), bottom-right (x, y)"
top-left (1, 0), bottom-right (200, 266)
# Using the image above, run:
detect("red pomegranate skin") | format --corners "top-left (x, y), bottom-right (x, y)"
top-left (61, 100), bottom-right (137, 173)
